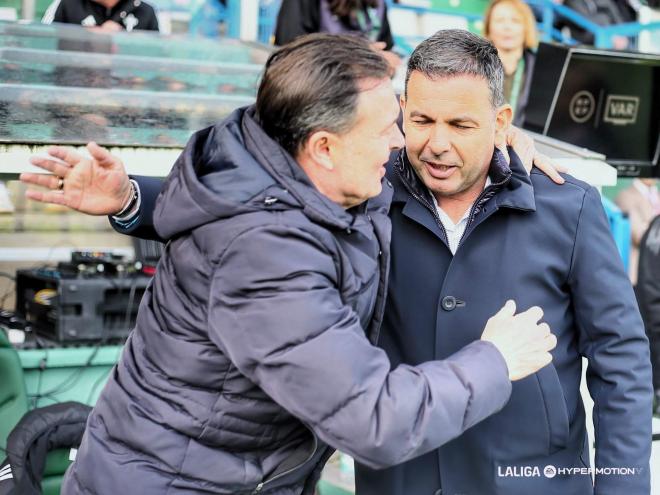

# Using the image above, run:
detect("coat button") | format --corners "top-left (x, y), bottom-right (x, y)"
top-left (441, 296), bottom-right (456, 311)
top-left (434, 490), bottom-right (442, 495)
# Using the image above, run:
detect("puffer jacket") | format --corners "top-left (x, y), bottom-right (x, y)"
top-left (63, 106), bottom-right (512, 495)
top-left (637, 214), bottom-right (660, 392)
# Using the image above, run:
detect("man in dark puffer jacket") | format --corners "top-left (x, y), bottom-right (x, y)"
top-left (27, 35), bottom-right (556, 495)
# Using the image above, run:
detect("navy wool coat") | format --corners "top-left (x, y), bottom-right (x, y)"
top-left (355, 149), bottom-right (653, 495)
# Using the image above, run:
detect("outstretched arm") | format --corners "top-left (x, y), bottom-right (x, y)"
top-left (21, 143), bottom-right (165, 241)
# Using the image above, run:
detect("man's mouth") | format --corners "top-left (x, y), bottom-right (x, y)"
top-left (423, 161), bottom-right (458, 179)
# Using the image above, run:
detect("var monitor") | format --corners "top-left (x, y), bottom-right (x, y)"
top-left (523, 43), bottom-right (660, 177)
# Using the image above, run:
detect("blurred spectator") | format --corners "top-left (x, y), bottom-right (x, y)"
top-left (42, 0), bottom-right (159, 32)
top-left (558, 0), bottom-right (637, 49)
top-left (636, 213), bottom-right (660, 414)
top-left (274, 0), bottom-right (400, 70)
top-left (484, 0), bottom-right (538, 126)
top-left (616, 178), bottom-right (660, 284)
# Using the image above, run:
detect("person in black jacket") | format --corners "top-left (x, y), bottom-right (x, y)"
top-left (274, 0), bottom-right (400, 69)
top-left (42, 0), bottom-right (159, 32)
top-left (637, 214), bottom-right (660, 414)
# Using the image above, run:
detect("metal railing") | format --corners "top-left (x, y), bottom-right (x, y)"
top-left (528, 0), bottom-right (660, 48)
top-left (385, 0), bottom-right (660, 52)
top-left (16, 0), bottom-right (660, 50)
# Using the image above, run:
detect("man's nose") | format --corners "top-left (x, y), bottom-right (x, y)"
top-left (427, 126), bottom-right (451, 156)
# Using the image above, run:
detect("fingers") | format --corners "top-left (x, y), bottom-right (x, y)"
top-left (21, 172), bottom-right (69, 205)
top-left (537, 322), bottom-right (551, 336)
top-left (539, 352), bottom-right (553, 368)
top-left (20, 172), bottom-right (62, 190)
top-left (20, 172), bottom-right (58, 189)
top-left (506, 127), bottom-right (534, 172)
top-left (87, 142), bottom-right (116, 168)
top-left (527, 323), bottom-right (555, 351)
top-left (494, 299), bottom-right (516, 318)
top-left (533, 152), bottom-right (566, 185)
top-left (516, 305), bottom-right (544, 324)
top-left (24, 188), bottom-right (68, 206)
top-left (45, 146), bottom-right (84, 167)
top-left (27, 156), bottom-right (70, 178)
top-left (516, 142), bottom-right (534, 172)
top-left (496, 143), bottom-right (511, 165)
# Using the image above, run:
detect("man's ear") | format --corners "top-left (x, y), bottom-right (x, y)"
top-left (301, 131), bottom-right (335, 171)
top-left (399, 93), bottom-right (407, 134)
top-left (494, 104), bottom-right (513, 148)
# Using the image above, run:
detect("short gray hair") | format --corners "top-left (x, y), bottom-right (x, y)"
top-left (405, 29), bottom-right (505, 108)
top-left (257, 34), bottom-right (391, 156)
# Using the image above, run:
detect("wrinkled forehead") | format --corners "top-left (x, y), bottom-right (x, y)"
top-left (406, 71), bottom-right (492, 101)
top-left (354, 77), bottom-right (401, 122)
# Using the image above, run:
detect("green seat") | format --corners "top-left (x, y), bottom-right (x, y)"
top-left (0, 0), bottom-right (57, 21)
top-left (0, 330), bottom-right (29, 451)
top-left (0, 330), bottom-right (73, 494)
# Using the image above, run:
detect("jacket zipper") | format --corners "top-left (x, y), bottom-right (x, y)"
top-left (394, 165), bottom-right (450, 247)
top-left (457, 171), bottom-right (511, 249)
top-left (252, 430), bottom-right (320, 494)
top-left (396, 159), bottom-right (514, 251)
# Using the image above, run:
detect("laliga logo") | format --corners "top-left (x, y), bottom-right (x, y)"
top-left (543, 465), bottom-right (557, 478)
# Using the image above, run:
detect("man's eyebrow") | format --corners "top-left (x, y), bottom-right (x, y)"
top-left (448, 116), bottom-right (479, 125)
top-left (409, 110), bottom-right (432, 119)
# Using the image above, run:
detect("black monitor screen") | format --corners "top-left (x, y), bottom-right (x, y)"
top-left (524, 44), bottom-right (660, 176)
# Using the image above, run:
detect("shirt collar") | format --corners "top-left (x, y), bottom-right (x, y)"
top-left (431, 176), bottom-right (492, 229)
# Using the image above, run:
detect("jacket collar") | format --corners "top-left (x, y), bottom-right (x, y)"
top-left (391, 146), bottom-right (536, 214)
top-left (493, 148), bottom-right (536, 213)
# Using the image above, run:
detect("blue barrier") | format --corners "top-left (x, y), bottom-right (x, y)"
top-left (189, 0), bottom-right (226, 37)
top-left (385, 1), bottom-right (483, 23)
top-left (602, 196), bottom-right (631, 271)
top-left (187, 0), bottom-right (659, 51)
top-left (188, 0), bottom-right (240, 38)
top-left (386, 0), bottom-right (659, 52)
top-left (226, 0), bottom-right (240, 38)
top-left (258, 0), bottom-right (281, 44)
top-left (527, 0), bottom-right (660, 48)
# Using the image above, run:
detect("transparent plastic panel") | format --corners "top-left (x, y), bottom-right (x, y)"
top-left (0, 21), bottom-right (268, 147)
top-left (0, 47), bottom-right (261, 95)
top-left (0, 84), bottom-right (253, 147)
top-left (0, 21), bottom-right (271, 64)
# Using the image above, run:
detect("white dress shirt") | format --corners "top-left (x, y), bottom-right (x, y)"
top-left (432, 177), bottom-right (491, 255)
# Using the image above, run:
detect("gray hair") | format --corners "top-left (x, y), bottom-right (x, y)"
top-left (405, 29), bottom-right (505, 108)
top-left (256, 34), bottom-right (391, 156)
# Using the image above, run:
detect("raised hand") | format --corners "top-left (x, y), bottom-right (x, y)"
top-left (502, 126), bottom-right (568, 185)
top-left (20, 142), bottom-right (132, 216)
